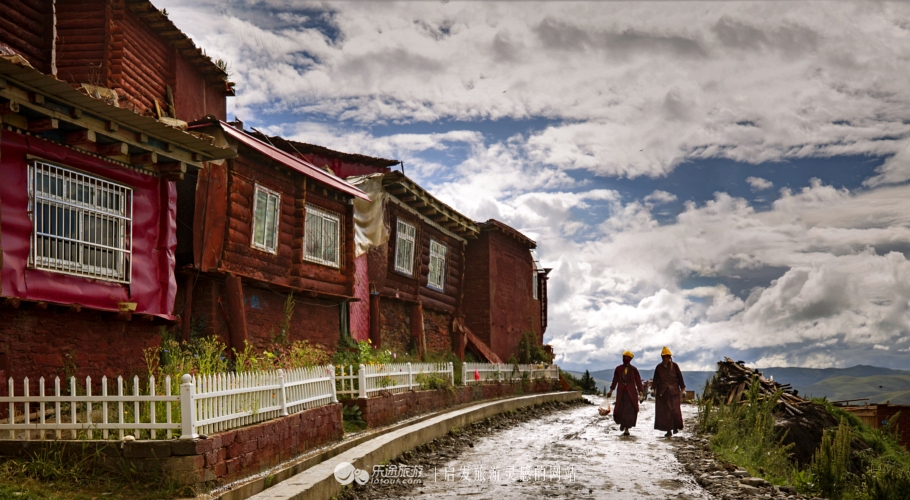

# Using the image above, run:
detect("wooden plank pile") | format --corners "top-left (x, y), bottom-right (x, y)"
top-left (706, 357), bottom-right (808, 416)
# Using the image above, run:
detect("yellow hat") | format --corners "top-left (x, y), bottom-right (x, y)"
top-left (622, 350), bottom-right (634, 359)
top-left (661, 346), bottom-right (672, 356)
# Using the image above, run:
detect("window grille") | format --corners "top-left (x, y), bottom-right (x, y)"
top-left (29, 161), bottom-right (132, 283)
top-left (428, 239), bottom-right (447, 291)
top-left (251, 185), bottom-right (281, 253)
top-left (304, 204), bottom-right (341, 267)
top-left (394, 219), bottom-right (416, 275)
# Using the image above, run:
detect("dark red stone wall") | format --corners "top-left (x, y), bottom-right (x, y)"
top-left (379, 299), bottom-right (411, 354)
top-left (0, 403), bottom-right (343, 488)
top-left (423, 309), bottom-right (452, 354)
top-left (463, 232), bottom-right (492, 346)
top-left (344, 379), bottom-right (558, 429)
top-left (0, 308), bottom-right (164, 383)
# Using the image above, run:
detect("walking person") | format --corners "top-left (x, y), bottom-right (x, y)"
top-left (653, 346), bottom-right (685, 438)
top-left (606, 350), bottom-right (644, 436)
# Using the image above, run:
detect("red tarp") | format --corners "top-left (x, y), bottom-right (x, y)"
top-left (0, 131), bottom-right (177, 318)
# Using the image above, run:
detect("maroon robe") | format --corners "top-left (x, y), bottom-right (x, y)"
top-left (610, 363), bottom-right (644, 429)
top-left (653, 361), bottom-right (685, 432)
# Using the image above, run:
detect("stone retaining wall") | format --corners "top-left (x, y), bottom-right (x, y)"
top-left (345, 379), bottom-right (558, 428)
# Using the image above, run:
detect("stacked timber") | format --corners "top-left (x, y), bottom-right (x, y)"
top-left (705, 357), bottom-right (808, 416)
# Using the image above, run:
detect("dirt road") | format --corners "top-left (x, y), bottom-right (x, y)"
top-left (346, 396), bottom-right (711, 499)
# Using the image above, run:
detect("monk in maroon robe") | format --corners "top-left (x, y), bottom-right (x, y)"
top-left (653, 346), bottom-right (686, 438)
top-left (607, 350), bottom-right (644, 436)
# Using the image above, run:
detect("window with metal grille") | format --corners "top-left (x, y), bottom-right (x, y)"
top-left (251, 184), bottom-right (281, 253)
top-left (304, 204), bottom-right (340, 267)
top-left (29, 160), bottom-right (132, 283)
top-left (428, 239), bottom-right (447, 291)
top-left (394, 219), bottom-right (416, 275)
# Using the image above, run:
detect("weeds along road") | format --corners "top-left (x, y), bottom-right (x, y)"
top-left (367, 396), bottom-right (710, 500)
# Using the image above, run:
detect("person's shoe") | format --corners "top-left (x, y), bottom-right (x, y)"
top-left (672, 429), bottom-right (679, 435)
top-left (623, 429), bottom-right (630, 436)
top-left (664, 431), bottom-right (672, 438)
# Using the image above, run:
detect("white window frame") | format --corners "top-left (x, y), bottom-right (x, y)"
top-left (394, 218), bottom-right (416, 276)
top-left (28, 160), bottom-right (132, 283)
top-left (532, 271), bottom-right (539, 299)
top-left (428, 239), bottom-right (447, 291)
top-left (251, 184), bottom-right (281, 254)
top-left (304, 203), bottom-right (341, 268)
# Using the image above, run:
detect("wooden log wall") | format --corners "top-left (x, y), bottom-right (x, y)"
top-left (0, 0), bottom-right (54, 74)
top-left (216, 149), bottom-right (353, 297)
top-left (380, 203), bottom-right (464, 314)
top-left (115, 6), bottom-right (171, 114)
top-left (55, 0), bottom-right (107, 84)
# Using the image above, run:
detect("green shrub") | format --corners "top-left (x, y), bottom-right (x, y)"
top-left (806, 418), bottom-right (853, 500)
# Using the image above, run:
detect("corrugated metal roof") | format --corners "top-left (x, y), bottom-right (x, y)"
top-left (216, 122), bottom-right (370, 201)
top-left (0, 58), bottom-right (235, 160)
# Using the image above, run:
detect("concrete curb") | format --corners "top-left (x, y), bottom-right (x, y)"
top-left (246, 391), bottom-right (581, 500)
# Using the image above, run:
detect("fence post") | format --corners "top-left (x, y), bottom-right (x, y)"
top-left (407, 363), bottom-right (413, 391)
top-left (278, 369), bottom-right (289, 417)
top-left (329, 365), bottom-right (338, 403)
top-left (448, 362), bottom-right (454, 385)
top-left (179, 374), bottom-right (198, 440)
top-left (358, 364), bottom-right (367, 399)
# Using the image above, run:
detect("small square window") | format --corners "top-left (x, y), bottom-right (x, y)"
top-left (394, 219), bottom-right (416, 275)
top-left (428, 239), bottom-right (447, 291)
top-left (304, 204), bottom-right (341, 268)
top-left (251, 185), bottom-right (281, 253)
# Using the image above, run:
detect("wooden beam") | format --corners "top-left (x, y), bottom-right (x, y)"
top-left (98, 142), bottom-right (129, 157)
top-left (28, 118), bottom-right (58, 132)
top-left (136, 132), bottom-right (148, 143)
top-left (0, 101), bottom-right (20, 114)
top-left (2, 297), bottom-right (20, 309)
top-left (68, 304), bottom-right (82, 313)
top-left (30, 93), bottom-right (44, 105)
top-left (65, 129), bottom-right (96, 146)
top-left (105, 121), bottom-right (119, 132)
top-left (399, 195), bottom-right (418, 202)
top-left (70, 108), bottom-right (83, 119)
top-left (130, 152), bottom-right (157, 166)
top-left (159, 161), bottom-right (186, 181)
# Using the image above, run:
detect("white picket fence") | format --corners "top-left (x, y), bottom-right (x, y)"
top-left (0, 361), bottom-right (558, 441)
top-left (462, 362), bottom-right (559, 385)
top-left (0, 367), bottom-right (337, 441)
top-left (336, 362), bottom-right (454, 398)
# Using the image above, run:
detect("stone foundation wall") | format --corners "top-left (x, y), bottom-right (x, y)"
top-left (0, 403), bottom-right (342, 488)
top-left (344, 379), bottom-right (558, 429)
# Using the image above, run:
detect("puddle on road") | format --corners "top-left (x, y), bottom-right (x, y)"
top-left (409, 396), bottom-right (710, 500)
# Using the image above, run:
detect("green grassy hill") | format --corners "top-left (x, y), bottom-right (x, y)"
top-left (803, 374), bottom-right (910, 405)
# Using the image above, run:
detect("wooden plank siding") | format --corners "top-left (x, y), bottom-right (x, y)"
top-left (0, 0), bottom-right (54, 74)
top-left (214, 146), bottom-right (355, 298)
top-left (381, 200), bottom-right (465, 314)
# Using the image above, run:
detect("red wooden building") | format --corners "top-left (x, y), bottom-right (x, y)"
top-left (0, 54), bottom-right (233, 381)
top-left (462, 220), bottom-right (550, 363)
top-left (256, 134), bottom-right (549, 363)
top-left (1, 0), bottom-right (233, 122)
top-left (177, 120), bottom-right (369, 354)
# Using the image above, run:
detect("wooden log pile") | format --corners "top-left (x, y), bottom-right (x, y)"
top-left (706, 357), bottom-right (808, 416)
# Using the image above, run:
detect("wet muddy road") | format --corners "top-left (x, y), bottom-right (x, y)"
top-left (404, 396), bottom-right (710, 500)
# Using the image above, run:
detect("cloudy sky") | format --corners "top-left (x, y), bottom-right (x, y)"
top-left (159, 0), bottom-right (910, 372)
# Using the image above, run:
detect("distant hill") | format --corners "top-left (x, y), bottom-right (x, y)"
top-left (565, 365), bottom-right (910, 403)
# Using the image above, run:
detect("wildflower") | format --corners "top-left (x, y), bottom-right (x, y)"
top-left (367, 339), bottom-right (372, 344)
top-left (393, 353), bottom-right (397, 359)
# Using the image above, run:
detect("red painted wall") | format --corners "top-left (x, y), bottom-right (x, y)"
top-left (0, 131), bottom-right (177, 317)
top-left (350, 253), bottom-right (370, 341)
top-left (462, 229), bottom-right (541, 362)
top-left (175, 50), bottom-right (227, 121)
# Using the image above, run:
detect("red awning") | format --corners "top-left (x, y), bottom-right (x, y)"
top-left (218, 122), bottom-right (370, 201)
